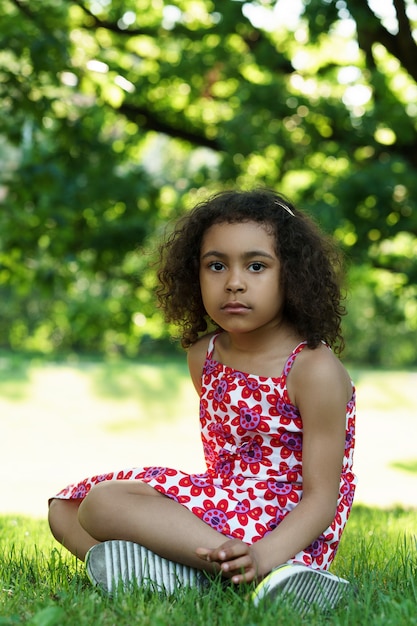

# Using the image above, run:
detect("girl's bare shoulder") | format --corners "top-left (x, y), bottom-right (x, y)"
top-left (289, 343), bottom-right (353, 405)
top-left (187, 332), bottom-right (217, 392)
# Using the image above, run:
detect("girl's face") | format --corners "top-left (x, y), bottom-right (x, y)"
top-left (199, 220), bottom-right (284, 336)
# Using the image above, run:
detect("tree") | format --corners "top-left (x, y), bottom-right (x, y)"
top-left (0, 0), bottom-right (416, 364)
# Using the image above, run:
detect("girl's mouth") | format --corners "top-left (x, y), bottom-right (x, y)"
top-left (222, 302), bottom-right (251, 313)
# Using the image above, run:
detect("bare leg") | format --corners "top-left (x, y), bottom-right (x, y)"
top-left (78, 481), bottom-right (230, 572)
top-left (48, 498), bottom-right (99, 560)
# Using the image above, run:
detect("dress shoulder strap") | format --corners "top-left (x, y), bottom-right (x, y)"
top-left (206, 332), bottom-right (221, 359)
top-left (282, 341), bottom-right (308, 378)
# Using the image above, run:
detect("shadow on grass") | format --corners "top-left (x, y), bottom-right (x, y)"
top-left (0, 351), bottom-right (194, 430)
top-left (0, 351), bottom-right (33, 400)
top-left (89, 354), bottom-right (195, 430)
top-left (89, 356), bottom-right (189, 403)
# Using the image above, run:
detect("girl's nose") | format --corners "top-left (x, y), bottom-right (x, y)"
top-left (226, 271), bottom-right (245, 293)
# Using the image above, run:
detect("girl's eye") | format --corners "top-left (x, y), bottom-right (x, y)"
top-left (209, 261), bottom-right (225, 272)
top-left (249, 262), bottom-right (265, 272)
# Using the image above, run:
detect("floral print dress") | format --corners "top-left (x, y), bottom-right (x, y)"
top-left (53, 333), bottom-right (356, 569)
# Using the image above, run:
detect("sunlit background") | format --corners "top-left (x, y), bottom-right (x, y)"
top-left (0, 0), bottom-right (416, 517)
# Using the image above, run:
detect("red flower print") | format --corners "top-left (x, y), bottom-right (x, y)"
top-left (214, 379), bottom-right (228, 403)
top-left (239, 436), bottom-right (273, 474)
top-left (250, 522), bottom-right (271, 543)
top-left (199, 398), bottom-right (210, 429)
top-left (256, 479), bottom-right (301, 507)
top-left (117, 470), bottom-right (133, 480)
top-left (305, 539), bottom-right (328, 567)
top-left (264, 461), bottom-right (302, 483)
top-left (214, 445), bottom-right (236, 476)
top-left (277, 429), bottom-right (302, 461)
top-left (207, 421), bottom-right (231, 441)
top-left (232, 474), bottom-right (246, 488)
top-left (160, 485), bottom-right (191, 505)
top-left (230, 400), bottom-right (270, 437)
top-left (178, 473), bottom-right (216, 498)
top-left (340, 473), bottom-right (355, 507)
top-left (285, 468), bottom-right (302, 482)
top-left (235, 373), bottom-right (271, 402)
top-left (267, 507), bottom-right (286, 532)
top-left (192, 498), bottom-right (233, 533)
top-left (249, 504), bottom-right (280, 542)
top-left (239, 407), bottom-right (261, 431)
top-left (138, 467), bottom-right (177, 484)
top-left (226, 499), bottom-right (262, 526)
top-left (232, 499), bottom-right (263, 527)
top-left (344, 418), bottom-right (355, 453)
top-left (202, 438), bottom-right (216, 468)
top-left (266, 390), bottom-right (302, 428)
top-left (91, 473), bottom-right (114, 484)
top-left (293, 554), bottom-right (313, 567)
top-left (203, 358), bottom-right (219, 377)
top-left (206, 376), bottom-right (237, 413)
top-left (70, 481), bottom-right (91, 499)
top-left (230, 527), bottom-right (245, 541)
top-left (332, 504), bottom-right (343, 529)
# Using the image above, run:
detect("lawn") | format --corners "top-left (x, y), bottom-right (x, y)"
top-left (1, 506), bottom-right (416, 625)
top-left (0, 353), bottom-right (416, 624)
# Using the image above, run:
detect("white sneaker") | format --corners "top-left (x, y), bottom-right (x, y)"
top-left (85, 540), bottom-right (208, 595)
top-left (252, 563), bottom-right (350, 613)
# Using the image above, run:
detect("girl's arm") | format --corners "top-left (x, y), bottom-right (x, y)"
top-left (197, 345), bottom-right (352, 583)
top-left (187, 334), bottom-right (213, 395)
top-left (253, 346), bottom-right (351, 574)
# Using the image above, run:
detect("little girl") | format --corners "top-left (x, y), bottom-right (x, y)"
top-left (48, 189), bottom-right (356, 612)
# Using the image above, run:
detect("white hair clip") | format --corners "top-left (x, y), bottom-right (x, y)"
top-left (275, 200), bottom-right (295, 217)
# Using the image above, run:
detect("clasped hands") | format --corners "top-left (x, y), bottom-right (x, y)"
top-left (196, 538), bottom-right (260, 584)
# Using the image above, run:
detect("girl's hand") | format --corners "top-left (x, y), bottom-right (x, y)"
top-left (195, 539), bottom-right (259, 584)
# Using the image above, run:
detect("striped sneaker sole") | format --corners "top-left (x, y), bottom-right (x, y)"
top-left (252, 564), bottom-right (349, 613)
top-left (85, 540), bottom-right (207, 595)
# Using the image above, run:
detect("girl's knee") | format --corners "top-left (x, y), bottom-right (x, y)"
top-left (48, 499), bottom-right (58, 535)
top-left (48, 498), bottom-right (77, 541)
top-left (78, 480), bottom-right (159, 539)
top-left (78, 482), bottom-right (114, 536)
top-left (80, 481), bottom-right (114, 511)
top-left (48, 498), bottom-right (66, 528)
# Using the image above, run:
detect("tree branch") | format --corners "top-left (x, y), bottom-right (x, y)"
top-left (346, 0), bottom-right (417, 83)
top-left (393, 0), bottom-right (417, 67)
top-left (74, 0), bottom-right (157, 36)
top-left (119, 103), bottom-right (222, 151)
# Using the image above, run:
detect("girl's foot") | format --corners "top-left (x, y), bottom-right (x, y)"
top-left (251, 563), bottom-right (350, 613)
top-left (85, 540), bottom-right (208, 595)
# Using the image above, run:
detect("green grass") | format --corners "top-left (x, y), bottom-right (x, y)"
top-left (0, 507), bottom-right (416, 625)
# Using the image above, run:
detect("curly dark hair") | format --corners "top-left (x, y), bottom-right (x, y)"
top-left (156, 189), bottom-right (346, 353)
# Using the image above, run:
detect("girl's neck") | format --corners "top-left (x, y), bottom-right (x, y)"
top-left (214, 323), bottom-right (303, 378)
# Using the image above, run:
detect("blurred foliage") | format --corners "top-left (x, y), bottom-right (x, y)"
top-left (0, 0), bottom-right (416, 365)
